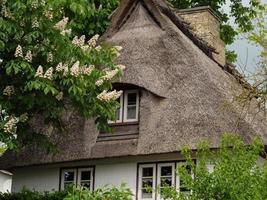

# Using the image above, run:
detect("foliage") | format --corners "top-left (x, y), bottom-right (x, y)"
top-left (64, 184), bottom-right (133, 200)
top-left (47, 0), bottom-right (119, 38)
top-left (160, 133), bottom-right (267, 200)
top-left (237, 4), bottom-right (267, 111)
top-left (0, 188), bottom-right (67, 200)
top-left (0, 0), bottom-right (125, 152)
top-left (0, 185), bottom-right (132, 200)
top-left (168, 0), bottom-right (265, 44)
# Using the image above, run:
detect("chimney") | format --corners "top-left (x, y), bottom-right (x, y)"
top-left (176, 6), bottom-right (226, 66)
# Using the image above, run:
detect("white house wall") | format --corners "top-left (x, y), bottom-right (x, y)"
top-left (11, 153), bottom-right (183, 194)
top-left (0, 173), bottom-right (12, 193)
top-left (95, 162), bottom-right (137, 195)
top-left (12, 167), bottom-right (59, 192)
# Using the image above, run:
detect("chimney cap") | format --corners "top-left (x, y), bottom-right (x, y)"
top-left (176, 6), bottom-right (221, 22)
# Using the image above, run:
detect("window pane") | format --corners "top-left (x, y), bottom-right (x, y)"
top-left (142, 167), bottom-right (153, 177)
top-left (81, 181), bottom-right (91, 189)
top-left (127, 106), bottom-right (136, 119)
top-left (64, 171), bottom-right (74, 182)
top-left (161, 166), bottom-right (172, 176)
top-left (142, 189), bottom-right (152, 198)
top-left (81, 171), bottom-right (91, 181)
top-left (160, 177), bottom-right (172, 187)
top-left (115, 108), bottom-right (121, 121)
top-left (127, 93), bottom-right (137, 105)
top-left (142, 178), bottom-right (153, 188)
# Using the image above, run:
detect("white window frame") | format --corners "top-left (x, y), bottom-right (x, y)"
top-left (176, 162), bottom-right (193, 195)
top-left (123, 90), bottom-right (139, 122)
top-left (61, 169), bottom-right (77, 190)
top-left (61, 167), bottom-right (94, 191)
top-left (138, 164), bottom-right (156, 200)
top-left (157, 163), bottom-right (175, 200)
top-left (77, 167), bottom-right (94, 190)
top-left (108, 95), bottom-right (123, 124)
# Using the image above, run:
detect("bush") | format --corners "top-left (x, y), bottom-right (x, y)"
top-left (0, 185), bottom-right (132, 200)
top-left (0, 189), bottom-right (67, 200)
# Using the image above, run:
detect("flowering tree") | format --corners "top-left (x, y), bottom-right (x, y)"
top-left (0, 0), bottom-right (125, 153)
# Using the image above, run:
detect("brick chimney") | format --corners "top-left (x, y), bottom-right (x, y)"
top-left (176, 6), bottom-right (226, 66)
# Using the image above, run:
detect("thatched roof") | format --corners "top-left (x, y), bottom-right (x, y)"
top-left (1, 0), bottom-right (267, 169)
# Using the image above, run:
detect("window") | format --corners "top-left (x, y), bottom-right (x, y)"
top-left (138, 164), bottom-right (156, 200)
top-left (157, 163), bottom-right (175, 199)
top-left (61, 169), bottom-right (76, 189)
top-left (109, 90), bottom-right (139, 124)
top-left (138, 162), bottom-right (194, 200)
top-left (61, 167), bottom-right (94, 190)
top-left (176, 162), bottom-right (192, 195)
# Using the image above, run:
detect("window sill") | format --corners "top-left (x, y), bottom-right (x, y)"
top-left (108, 121), bottom-right (139, 127)
top-left (97, 122), bottom-right (139, 142)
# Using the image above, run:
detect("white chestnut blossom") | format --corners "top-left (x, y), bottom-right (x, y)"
top-left (56, 62), bottom-right (64, 72)
top-left (47, 52), bottom-right (53, 63)
top-left (24, 50), bottom-right (33, 62)
top-left (102, 69), bottom-right (119, 80)
top-left (3, 117), bottom-right (19, 134)
top-left (3, 86), bottom-right (15, 96)
top-left (31, 0), bottom-right (38, 9)
top-left (19, 113), bottom-right (28, 123)
top-left (32, 17), bottom-right (40, 28)
top-left (95, 79), bottom-right (104, 86)
top-left (14, 45), bottom-right (23, 58)
top-left (95, 45), bottom-right (102, 51)
top-left (87, 34), bottom-right (99, 47)
top-left (72, 35), bottom-right (85, 47)
top-left (55, 92), bottom-right (63, 101)
top-left (97, 90), bottom-right (123, 102)
top-left (116, 64), bottom-right (126, 71)
top-left (43, 67), bottom-right (53, 80)
top-left (54, 17), bottom-right (69, 31)
top-left (0, 59), bottom-right (3, 64)
top-left (82, 65), bottom-right (95, 75)
top-left (35, 65), bottom-right (44, 77)
top-left (70, 61), bottom-right (80, 77)
top-left (114, 46), bottom-right (123, 51)
top-left (61, 29), bottom-right (72, 36)
top-left (63, 64), bottom-right (69, 76)
top-left (43, 10), bottom-right (53, 20)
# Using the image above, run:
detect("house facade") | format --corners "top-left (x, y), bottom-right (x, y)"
top-left (1, 0), bottom-right (267, 199)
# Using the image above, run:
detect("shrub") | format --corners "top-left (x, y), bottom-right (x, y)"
top-left (0, 185), bottom-right (132, 200)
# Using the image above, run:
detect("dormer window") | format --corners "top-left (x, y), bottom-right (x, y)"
top-left (110, 89), bottom-right (139, 124)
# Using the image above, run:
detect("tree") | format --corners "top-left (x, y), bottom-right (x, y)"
top-left (237, 4), bottom-right (267, 112)
top-left (0, 0), bottom-right (125, 153)
top-left (168, 0), bottom-right (266, 62)
top-left (160, 134), bottom-right (267, 200)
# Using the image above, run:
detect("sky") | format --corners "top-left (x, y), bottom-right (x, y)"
top-left (223, 0), bottom-right (267, 73)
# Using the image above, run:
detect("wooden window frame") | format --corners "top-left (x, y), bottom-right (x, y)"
top-left (157, 163), bottom-right (175, 200)
top-left (108, 90), bottom-right (139, 124)
top-left (124, 90), bottom-right (139, 122)
top-left (138, 164), bottom-right (157, 200)
top-left (77, 167), bottom-right (94, 190)
top-left (61, 169), bottom-right (77, 190)
top-left (60, 167), bottom-right (94, 191)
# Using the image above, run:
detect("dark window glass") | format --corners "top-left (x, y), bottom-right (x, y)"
top-left (81, 171), bottom-right (91, 181)
top-left (127, 93), bottom-right (137, 105)
top-left (142, 167), bottom-right (153, 177)
top-left (142, 178), bottom-right (153, 188)
top-left (160, 177), bottom-right (172, 187)
top-left (64, 171), bottom-right (74, 182)
top-left (81, 181), bottom-right (91, 189)
top-left (161, 166), bottom-right (172, 176)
